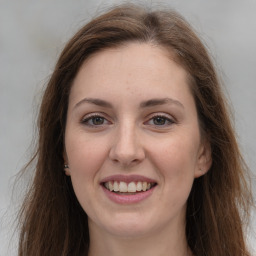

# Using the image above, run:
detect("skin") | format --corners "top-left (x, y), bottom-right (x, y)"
top-left (64, 42), bottom-right (212, 256)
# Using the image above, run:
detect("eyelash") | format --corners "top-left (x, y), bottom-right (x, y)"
top-left (81, 113), bottom-right (111, 127)
top-left (144, 113), bottom-right (175, 127)
top-left (81, 113), bottom-right (175, 128)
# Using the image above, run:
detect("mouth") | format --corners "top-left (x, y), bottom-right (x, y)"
top-left (101, 181), bottom-right (157, 195)
top-left (100, 175), bottom-right (158, 204)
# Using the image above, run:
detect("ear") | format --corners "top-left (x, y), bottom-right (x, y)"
top-left (63, 150), bottom-right (71, 176)
top-left (194, 138), bottom-right (212, 178)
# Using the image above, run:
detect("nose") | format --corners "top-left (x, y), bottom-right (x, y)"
top-left (109, 123), bottom-right (145, 167)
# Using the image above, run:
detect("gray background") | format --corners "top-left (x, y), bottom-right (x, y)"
top-left (0, 0), bottom-right (255, 255)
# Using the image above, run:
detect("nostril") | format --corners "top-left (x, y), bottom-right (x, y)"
top-left (108, 135), bottom-right (145, 165)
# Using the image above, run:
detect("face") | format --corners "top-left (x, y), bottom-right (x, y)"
top-left (64, 43), bottom-right (211, 239)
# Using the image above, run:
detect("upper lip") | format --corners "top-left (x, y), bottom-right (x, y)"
top-left (100, 174), bottom-right (157, 184)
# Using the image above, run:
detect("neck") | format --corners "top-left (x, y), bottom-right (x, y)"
top-left (88, 219), bottom-right (191, 256)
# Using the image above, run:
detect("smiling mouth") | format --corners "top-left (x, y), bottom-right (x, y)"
top-left (102, 181), bottom-right (157, 194)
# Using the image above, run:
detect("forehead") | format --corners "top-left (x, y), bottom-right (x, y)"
top-left (69, 42), bottom-right (194, 108)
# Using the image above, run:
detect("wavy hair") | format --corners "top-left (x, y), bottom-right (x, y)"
top-left (18, 4), bottom-right (253, 255)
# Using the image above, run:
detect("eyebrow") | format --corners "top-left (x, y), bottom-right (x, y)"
top-left (140, 98), bottom-right (184, 109)
top-left (73, 97), bottom-right (184, 110)
top-left (74, 98), bottom-right (113, 109)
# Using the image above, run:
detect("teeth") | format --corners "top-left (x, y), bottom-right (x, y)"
top-left (119, 181), bottom-right (128, 192)
top-left (109, 182), bottom-right (114, 191)
top-left (113, 181), bottom-right (119, 192)
top-left (142, 181), bottom-right (147, 191)
top-left (127, 182), bottom-right (136, 192)
top-left (104, 181), bottom-right (155, 193)
top-left (105, 182), bottom-right (109, 190)
top-left (136, 182), bottom-right (142, 191)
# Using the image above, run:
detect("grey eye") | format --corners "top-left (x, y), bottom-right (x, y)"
top-left (153, 116), bottom-right (169, 125)
top-left (82, 115), bottom-right (109, 126)
top-left (91, 116), bottom-right (105, 125)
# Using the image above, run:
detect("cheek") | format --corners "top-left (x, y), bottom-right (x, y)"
top-left (65, 133), bottom-right (108, 174)
top-left (153, 135), bottom-right (199, 172)
top-left (65, 135), bottom-right (108, 213)
top-left (150, 133), bottom-right (199, 194)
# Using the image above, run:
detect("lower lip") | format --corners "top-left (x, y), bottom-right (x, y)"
top-left (102, 186), bottom-right (156, 204)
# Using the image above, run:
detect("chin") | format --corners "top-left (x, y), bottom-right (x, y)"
top-left (107, 224), bottom-right (151, 238)
top-left (99, 213), bottom-right (158, 238)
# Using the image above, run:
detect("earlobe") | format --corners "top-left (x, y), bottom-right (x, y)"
top-left (64, 164), bottom-right (71, 176)
top-left (63, 150), bottom-right (71, 176)
top-left (194, 139), bottom-right (212, 178)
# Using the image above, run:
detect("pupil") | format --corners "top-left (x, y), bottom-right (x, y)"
top-left (154, 117), bottom-right (165, 125)
top-left (93, 117), bottom-right (104, 125)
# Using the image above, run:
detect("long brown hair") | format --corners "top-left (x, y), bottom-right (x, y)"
top-left (18, 4), bottom-right (253, 255)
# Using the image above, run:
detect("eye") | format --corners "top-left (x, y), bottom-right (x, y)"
top-left (152, 116), bottom-right (169, 125)
top-left (81, 114), bottom-right (111, 127)
top-left (145, 114), bottom-right (175, 127)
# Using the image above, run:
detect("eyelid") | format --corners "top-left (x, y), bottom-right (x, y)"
top-left (144, 112), bottom-right (176, 126)
top-left (146, 112), bottom-right (175, 120)
top-left (81, 112), bottom-right (112, 126)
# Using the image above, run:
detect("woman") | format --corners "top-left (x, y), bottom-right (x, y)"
top-left (18, 4), bottom-right (253, 256)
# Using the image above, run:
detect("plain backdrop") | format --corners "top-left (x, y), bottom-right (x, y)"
top-left (0, 0), bottom-right (255, 255)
